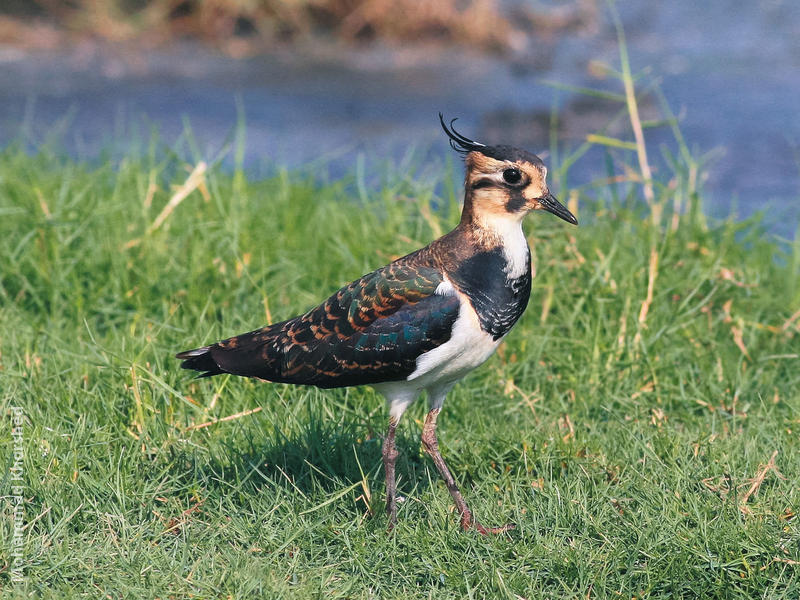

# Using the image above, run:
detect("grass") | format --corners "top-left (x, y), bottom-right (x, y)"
top-left (1, 53), bottom-right (800, 597)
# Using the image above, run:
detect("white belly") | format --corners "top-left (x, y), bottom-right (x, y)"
top-left (374, 282), bottom-right (505, 422)
top-left (407, 296), bottom-right (501, 388)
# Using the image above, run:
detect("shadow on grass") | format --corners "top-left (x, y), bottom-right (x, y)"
top-left (174, 413), bottom-right (435, 512)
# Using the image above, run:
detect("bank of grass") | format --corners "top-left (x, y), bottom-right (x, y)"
top-left (0, 119), bottom-right (798, 597)
top-left (0, 0), bottom-right (595, 54)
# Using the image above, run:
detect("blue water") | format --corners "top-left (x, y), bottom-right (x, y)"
top-left (0, 1), bottom-right (797, 235)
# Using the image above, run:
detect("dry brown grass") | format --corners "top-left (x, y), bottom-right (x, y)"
top-left (3, 0), bottom-right (597, 54)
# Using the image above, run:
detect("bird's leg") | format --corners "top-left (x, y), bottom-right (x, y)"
top-left (421, 408), bottom-right (514, 535)
top-left (382, 416), bottom-right (400, 530)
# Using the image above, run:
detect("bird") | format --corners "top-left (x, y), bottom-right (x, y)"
top-left (176, 114), bottom-right (577, 534)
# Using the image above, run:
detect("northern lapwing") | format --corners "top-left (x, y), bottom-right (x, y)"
top-left (177, 114), bottom-right (578, 534)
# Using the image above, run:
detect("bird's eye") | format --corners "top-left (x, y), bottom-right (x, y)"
top-left (502, 168), bottom-right (522, 184)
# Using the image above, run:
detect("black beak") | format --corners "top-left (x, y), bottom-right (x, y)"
top-left (540, 192), bottom-right (578, 225)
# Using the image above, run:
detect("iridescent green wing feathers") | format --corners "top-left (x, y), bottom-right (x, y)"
top-left (178, 262), bottom-right (460, 388)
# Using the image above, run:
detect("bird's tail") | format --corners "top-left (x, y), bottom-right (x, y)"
top-left (176, 323), bottom-right (287, 380)
top-left (175, 346), bottom-right (225, 378)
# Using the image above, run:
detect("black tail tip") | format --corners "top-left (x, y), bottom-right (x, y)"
top-left (176, 346), bottom-right (224, 377)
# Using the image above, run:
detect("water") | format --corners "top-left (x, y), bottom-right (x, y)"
top-left (0, 0), bottom-right (797, 235)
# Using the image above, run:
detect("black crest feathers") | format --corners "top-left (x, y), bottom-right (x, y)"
top-left (439, 113), bottom-right (486, 155)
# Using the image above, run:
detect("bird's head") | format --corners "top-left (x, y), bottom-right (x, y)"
top-left (440, 113), bottom-right (577, 228)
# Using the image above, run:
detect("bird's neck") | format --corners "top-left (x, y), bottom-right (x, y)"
top-left (440, 205), bottom-right (532, 340)
top-left (459, 203), bottom-right (529, 280)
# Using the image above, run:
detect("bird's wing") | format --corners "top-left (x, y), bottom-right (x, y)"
top-left (177, 262), bottom-right (461, 388)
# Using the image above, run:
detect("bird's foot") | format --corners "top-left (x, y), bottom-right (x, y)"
top-left (471, 521), bottom-right (516, 535)
top-left (460, 513), bottom-right (515, 535)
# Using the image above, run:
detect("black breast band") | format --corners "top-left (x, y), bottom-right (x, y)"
top-left (450, 248), bottom-right (531, 340)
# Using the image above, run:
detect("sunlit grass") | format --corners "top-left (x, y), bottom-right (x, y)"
top-left (0, 121), bottom-right (798, 597)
